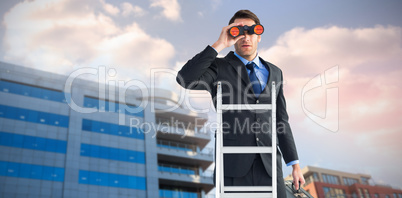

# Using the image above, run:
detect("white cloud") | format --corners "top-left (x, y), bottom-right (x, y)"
top-left (121, 2), bottom-right (146, 17)
top-left (210, 0), bottom-right (222, 11)
top-left (150, 0), bottom-right (182, 22)
top-left (101, 0), bottom-right (120, 16)
top-left (260, 25), bottom-right (402, 77)
top-left (262, 25), bottom-right (402, 187)
top-left (2, 0), bottom-right (175, 83)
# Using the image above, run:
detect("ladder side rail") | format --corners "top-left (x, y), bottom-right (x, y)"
top-left (271, 81), bottom-right (277, 198)
top-left (216, 82), bottom-right (223, 198)
top-left (216, 81), bottom-right (278, 198)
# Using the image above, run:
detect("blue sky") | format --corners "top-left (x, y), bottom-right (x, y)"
top-left (1, 0), bottom-right (402, 190)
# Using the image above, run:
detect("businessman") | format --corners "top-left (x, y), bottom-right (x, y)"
top-left (176, 10), bottom-right (305, 197)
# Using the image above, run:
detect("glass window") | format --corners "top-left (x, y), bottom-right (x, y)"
top-left (119, 175), bottom-right (128, 188)
top-left (0, 105), bottom-right (5, 116)
top-left (53, 167), bottom-right (64, 182)
top-left (18, 163), bottom-right (31, 178)
top-left (0, 105), bottom-right (69, 128)
top-left (0, 132), bottom-right (66, 153)
top-left (81, 119), bottom-right (144, 139)
top-left (79, 170), bottom-right (89, 184)
top-left (118, 149), bottom-right (128, 161)
top-left (12, 134), bottom-right (24, 147)
top-left (79, 170), bottom-right (146, 190)
top-left (98, 172), bottom-right (109, 186)
top-left (312, 172), bottom-right (319, 181)
top-left (159, 189), bottom-right (198, 198)
top-left (0, 161), bottom-right (64, 181)
top-left (82, 119), bottom-right (92, 131)
top-left (343, 177), bottom-right (359, 186)
top-left (30, 86), bottom-right (42, 98)
top-left (27, 110), bottom-right (38, 122)
top-left (5, 81), bottom-right (18, 94)
top-left (83, 96), bottom-right (144, 117)
top-left (47, 139), bottom-right (56, 152)
top-left (80, 143), bottom-right (145, 164)
top-left (16, 108), bottom-right (27, 121)
top-left (20, 84), bottom-right (31, 96)
top-left (363, 189), bottom-right (371, 198)
top-left (35, 137), bottom-right (47, 150)
top-left (6, 162), bottom-right (20, 177)
top-left (88, 170), bottom-right (99, 185)
top-left (358, 189), bottom-right (364, 198)
top-left (4, 106), bottom-right (17, 119)
top-left (41, 89), bottom-right (51, 100)
top-left (99, 146), bottom-right (109, 159)
top-left (30, 165), bottom-right (43, 179)
top-left (361, 177), bottom-right (370, 185)
top-left (323, 187), bottom-right (347, 198)
top-left (92, 120), bottom-right (101, 132)
top-left (37, 112), bottom-right (47, 124)
top-left (0, 132), bottom-right (12, 146)
top-left (23, 135), bottom-right (35, 149)
top-left (108, 173), bottom-right (119, 187)
top-left (110, 124), bottom-right (119, 135)
top-left (0, 80), bottom-right (66, 103)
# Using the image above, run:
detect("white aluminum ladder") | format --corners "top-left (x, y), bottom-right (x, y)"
top-left (215, 81), bottom-right (277, 198)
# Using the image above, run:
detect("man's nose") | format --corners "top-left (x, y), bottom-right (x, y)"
top-left (243, 32), bottom-right (251, 41)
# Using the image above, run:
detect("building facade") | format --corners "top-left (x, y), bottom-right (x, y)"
top-left (0, 62), bottom-right (214, 198)
top-left (285, 166), bottom-right (402, 198)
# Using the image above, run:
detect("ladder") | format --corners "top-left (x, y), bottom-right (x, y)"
top-left (215, 81), bottom-right (277, 198)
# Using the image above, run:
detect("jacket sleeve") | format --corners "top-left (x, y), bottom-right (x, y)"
top-left (276, 70), bottom-right (299, 164)
top-left (176, 45), bottom-right (218, 91)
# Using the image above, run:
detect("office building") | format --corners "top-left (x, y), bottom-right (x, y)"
top-left (0, 61), bottom-right (214, 198)
top-left (285, 166), bottom-right (402, 198)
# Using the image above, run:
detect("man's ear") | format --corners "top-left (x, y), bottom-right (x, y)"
top-left (258, 35), bottom-right (262, 43)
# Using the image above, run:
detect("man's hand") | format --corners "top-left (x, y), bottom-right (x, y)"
top-left (292, 163), bottom-right (305, 190)
top-left (211, 23), bottom-right (245, 53)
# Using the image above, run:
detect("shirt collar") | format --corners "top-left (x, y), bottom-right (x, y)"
top-left (234, 52), bottom-right (262, 69)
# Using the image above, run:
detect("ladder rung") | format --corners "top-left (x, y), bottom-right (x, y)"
top-left (224, 186), bottom-right (273, 192)
top-left (222, 192), bottom-right (273, 198)
top-left (221, 104), bottom-right (272, 110)
top-left (222, 146), bottom-right (272, 154)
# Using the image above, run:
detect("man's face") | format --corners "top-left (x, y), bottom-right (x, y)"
top-left (233, 18), bottom-right (262, 61)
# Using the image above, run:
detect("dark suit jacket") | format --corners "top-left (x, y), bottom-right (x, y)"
top-left (176, 45), bottom-right (299, 178)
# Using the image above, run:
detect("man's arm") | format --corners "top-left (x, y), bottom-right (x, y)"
top-left (176, 23), bottom-right (245, 90)
top-left (176, 46), bottom-right (219, 90)
top-left (275, 71), bottom-right (305, 189)
top-left (211, 22), bottom-right (245, 53)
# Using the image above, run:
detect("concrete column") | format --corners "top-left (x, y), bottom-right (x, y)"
top-left (143, 100), bottom-right (159, 198)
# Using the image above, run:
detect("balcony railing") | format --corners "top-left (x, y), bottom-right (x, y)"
top-left (158, 164), bottom-right (197, 175)
top-left (155, 117), bottom-right (209, 137)
top-left (157, 140), bottom-right (213, 156)
top-left (157, 139), bottom-right (195, 152)
top-left (159, 189), bottom-right (199, 198)
top-left (158, 164), bottom-right (213, 180)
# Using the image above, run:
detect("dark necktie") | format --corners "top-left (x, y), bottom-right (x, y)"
top-left (246, 62), bottom-right (262, 96)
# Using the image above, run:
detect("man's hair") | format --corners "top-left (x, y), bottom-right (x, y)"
top-left (228, 10), bottom-right (260, 25)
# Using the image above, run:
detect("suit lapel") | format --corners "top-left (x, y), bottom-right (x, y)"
top-left (260, 57), bottom-right (273, 95)
top-left (225, 52), bottom-right (251, 86)
top-left (225, 52), bottom-right (275, 98)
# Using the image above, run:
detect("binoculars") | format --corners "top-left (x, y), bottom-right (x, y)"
top-left (228, 24), bottom-right (264, 38)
